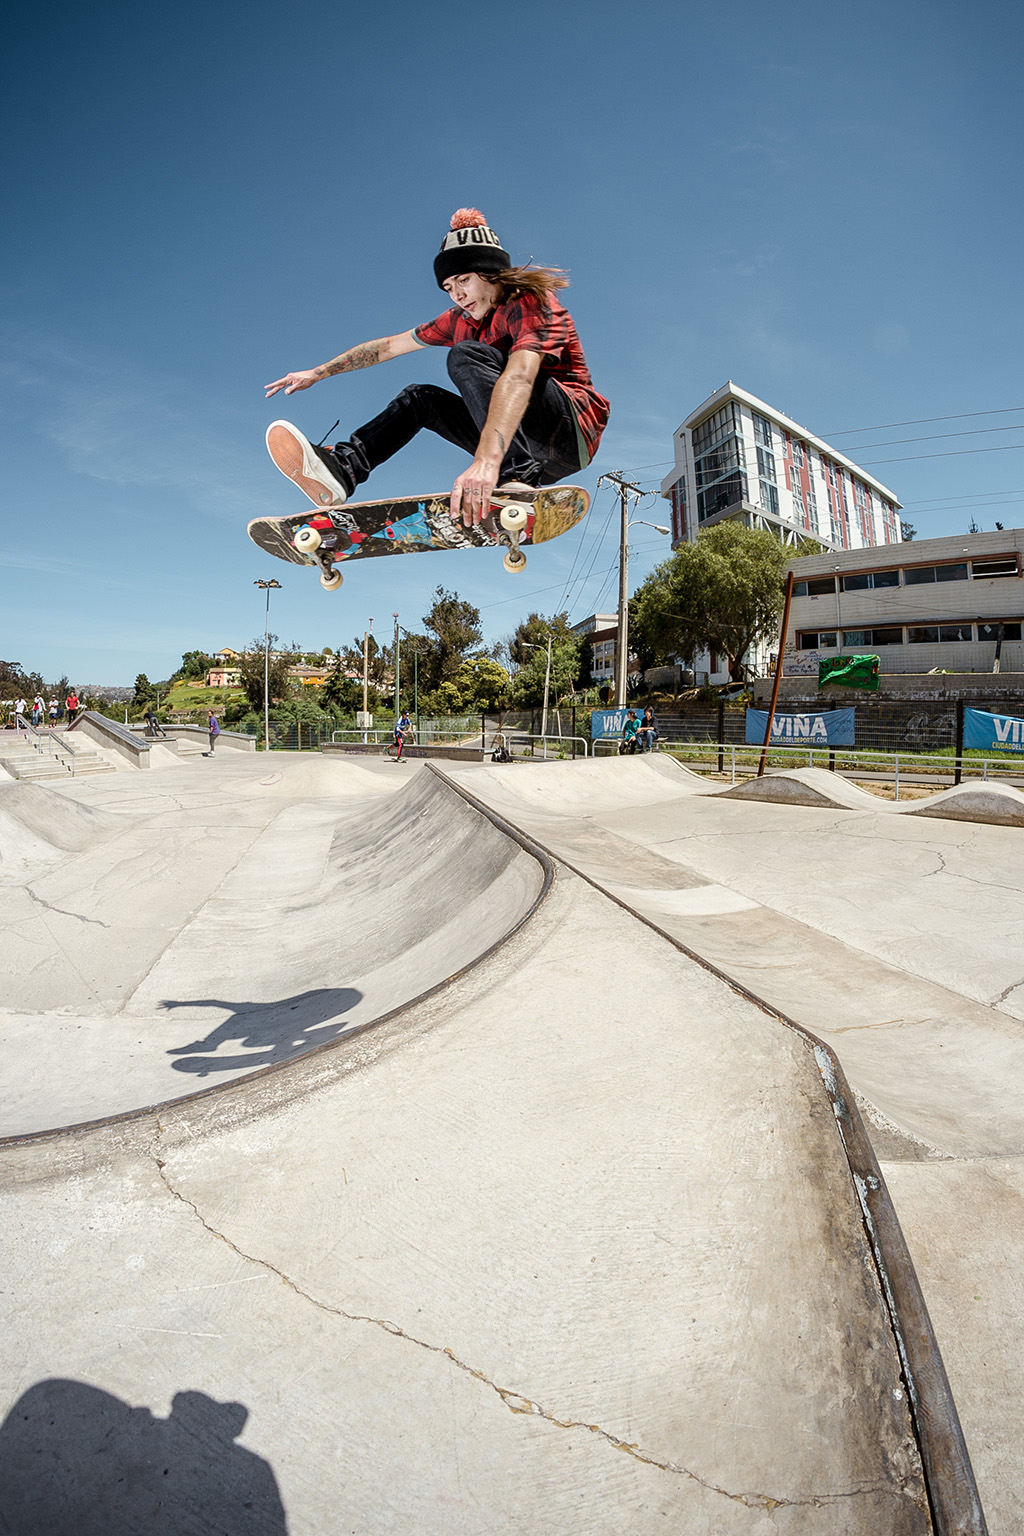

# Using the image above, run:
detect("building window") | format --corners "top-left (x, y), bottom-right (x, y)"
top-left (691, 403), bottom-right (740, 457)
top-left (793, 576), bottom-right (838, 597)
top-left (761, 481), bottom-right (779, 516)
top-left (792, 440), bottom-right (805, 468)
top-left (979, 622), bottom-right (1023, 641)
top-left (907, 627), bottom-right (939, 645)
top-left (842, 627), bottom-right (902, 646)
top-left (797, 631), bottom-right (837, 649)
top-left (841, 569), bottom-right (900, 591)
top-left (904, 563), bottom-right (969, 585)
top-left (698, 472), bottom-right (747, 521)
top-left (752, 412), bottom-right (773, 447)
top-left (756, 446), bottom-right (776, 482)
top-left (971, 557), bottom-right (1019, 578)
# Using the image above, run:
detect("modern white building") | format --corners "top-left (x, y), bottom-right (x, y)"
top-left (571, 614), bottom-right (619, 687)
top-left (661, 382), bottom-right (903, 553)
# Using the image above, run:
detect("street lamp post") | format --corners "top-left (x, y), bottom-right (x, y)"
top-left (400, 628), bottom-right (420, 738)
top-left (362, 618), bottom-right (373, 742)
top-left (521, 636), bottom-right (555, 749)
top-left (393, 612), bottom-right (400, 719)
top-left (253, 579), bottom-right (281, 753)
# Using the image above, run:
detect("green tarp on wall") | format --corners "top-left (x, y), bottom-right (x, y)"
top-left (818, 654), bottom-right (880, 691)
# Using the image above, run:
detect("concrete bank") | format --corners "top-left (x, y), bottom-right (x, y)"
top-left (0, 753), bottom-right (936, 1533)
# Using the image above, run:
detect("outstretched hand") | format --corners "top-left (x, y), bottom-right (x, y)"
top-left (264, 370), bottom-right (319, 399)
top-left (451, 455), bottom-right (501, 527)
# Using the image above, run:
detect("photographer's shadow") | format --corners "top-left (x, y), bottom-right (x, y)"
top-left (0, 1380), bottom-right (288, 1534)
top-left (163, 987), bottom-right (362, 1076)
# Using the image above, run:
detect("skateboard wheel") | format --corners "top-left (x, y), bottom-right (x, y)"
top-left (320, 568), bottom-right (343, 591)
top-left (294, 524), bottom-right (322, 554)
top-left (498, 505), bottom-right (530, 534)
top-left (503, 549), bottom-right (527, 574)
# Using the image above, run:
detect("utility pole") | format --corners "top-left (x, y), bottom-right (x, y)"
top-left (361, 618), bottom-right (373, 742)
top-left (393, 612), bottom-right (400, 719)
top-left (597, 472), bottom-right (643, 707)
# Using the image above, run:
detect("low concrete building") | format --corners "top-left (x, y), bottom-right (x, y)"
top-left (784, 528), bottom-right (1024, 676)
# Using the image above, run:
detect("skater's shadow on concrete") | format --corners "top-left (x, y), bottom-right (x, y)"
top-left (162, 987), bottom-right (362, 1076)
top-left (0, 1379), bottom-right (289, 1535)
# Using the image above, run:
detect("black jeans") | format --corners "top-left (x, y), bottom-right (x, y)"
top-left (329, 341), bottom-right (582, 491)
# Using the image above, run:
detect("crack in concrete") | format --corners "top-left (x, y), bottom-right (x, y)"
top-left (25, 888), bottom-right (110, 927)
top-left (993, 976), bottom-right (1024, 1006)
top-left (150, 1130), bottom-right (908, 1515)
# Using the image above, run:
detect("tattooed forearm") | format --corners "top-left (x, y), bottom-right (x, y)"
top-left (316, 339), bottom-right (387, 378)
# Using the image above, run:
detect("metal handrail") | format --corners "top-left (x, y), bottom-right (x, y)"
top-left (595, 735), bottom-right (1024, 797)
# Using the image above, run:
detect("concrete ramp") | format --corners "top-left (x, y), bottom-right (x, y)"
top-left (0, 756), bottom-right (947, 1533)
top-left (479, 752), bottom-right (708, 814)
top-left (717, 765), bottom-right (888, 810)
top-left (901, 778), bottom-right (1024, 826)
top-left (0, 780), bottom-right (124, 882)
top-left (0, 765), bottom-right (543, 1135)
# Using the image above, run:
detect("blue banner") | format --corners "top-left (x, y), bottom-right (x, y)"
top-left (963, 707), bottom-right (1024, 753)
top-left (745, 708), bottom-right (855, 747)
top-left (591, 708), bottom-right (643, 740)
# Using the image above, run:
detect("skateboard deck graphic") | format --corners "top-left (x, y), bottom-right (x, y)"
top-left (247, 485), bottom-right (589, 590)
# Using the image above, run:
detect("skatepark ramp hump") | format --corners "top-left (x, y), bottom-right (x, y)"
top-left (0, 764), bottom-right (548, 1137)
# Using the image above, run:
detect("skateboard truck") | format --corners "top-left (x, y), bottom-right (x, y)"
top-left (491, 484), bottom-right (535, 574)
top-left (291, 514), bottom-right (354, 590)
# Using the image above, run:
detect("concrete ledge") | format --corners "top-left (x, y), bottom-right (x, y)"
top-left (70, 712), bottom-right (152, 767)
top-left (129, 724), bottom-right (256, 753)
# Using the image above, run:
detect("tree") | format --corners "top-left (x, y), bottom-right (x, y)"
top-left (319, 654), bottom-right (362, 713)
top-left (507, 610), bottom-right (575, 668)
top-left (631, 522), bottom-right (788, 682)
top-left (454, 657), bottom-right (511, 712)
top-left (900, 520), bottom-right (916, 542)
top-left (133, 673), bottom-right (155, 705)
top-left (238, 634), bottom-right (295, 712)
top-left (175, 650), bottom-right (213, 681)
top-left (423, 587), bottom-right (483, 683)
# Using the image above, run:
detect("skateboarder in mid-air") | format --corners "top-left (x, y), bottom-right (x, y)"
top-left (264, 209), bottom-right (609, 528)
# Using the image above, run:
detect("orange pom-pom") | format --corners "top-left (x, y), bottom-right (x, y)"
top-left (450, 208), bottom-right (487, 229)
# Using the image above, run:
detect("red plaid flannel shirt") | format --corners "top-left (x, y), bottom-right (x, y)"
top-left (414, 291), bottom-right (609, 465)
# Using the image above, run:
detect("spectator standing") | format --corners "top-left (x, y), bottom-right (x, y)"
top-left (206, 711), bottom-right (221, 756)
top-left (32, 695), bottom-right (45, 727)
top-left (48, 698), bottom-right (59, 726)
top-left (65, 691), bottom-right (79, 723)
top-left (14, 697), bottom-right (27, 726)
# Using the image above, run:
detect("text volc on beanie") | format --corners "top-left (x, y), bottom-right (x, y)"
top-left (434, 209), bottom-right (511, 288)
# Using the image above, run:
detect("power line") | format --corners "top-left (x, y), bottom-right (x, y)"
top-left (841, 422), bottom-right (1024, 452)
top-left (861, 445), bottom-right (1024, 467)
top-left (823, 406), bottom-right (1024, 436)
top-left (900, 489), bottom-right (1024, 505)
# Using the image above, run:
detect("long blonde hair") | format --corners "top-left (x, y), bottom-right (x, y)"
top-left (492, 265), bottom-right (569, 301)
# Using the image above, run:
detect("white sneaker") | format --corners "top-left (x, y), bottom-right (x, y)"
top-left (266, 420), bottom-right (351, 507)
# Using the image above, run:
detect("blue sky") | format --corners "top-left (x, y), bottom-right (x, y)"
top-left (3, 0), bottom-right (1022, 684)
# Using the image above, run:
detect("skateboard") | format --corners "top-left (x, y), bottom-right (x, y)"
top-left (247, 485), bottom-right (589, 591)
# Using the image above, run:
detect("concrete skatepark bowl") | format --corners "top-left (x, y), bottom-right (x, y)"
top-left (0, 751), bottom-right (1015, 1532)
